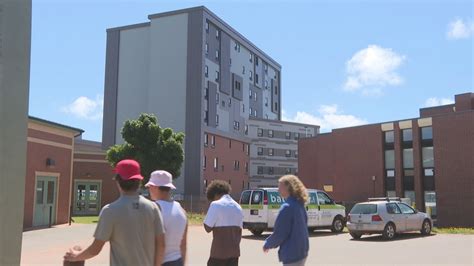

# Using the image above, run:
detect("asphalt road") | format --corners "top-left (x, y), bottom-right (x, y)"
top-left (21, 224), bottom-right (474, 265)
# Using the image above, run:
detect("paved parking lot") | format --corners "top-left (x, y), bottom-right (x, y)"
top-left (22, 224), bottom-right (473, 265)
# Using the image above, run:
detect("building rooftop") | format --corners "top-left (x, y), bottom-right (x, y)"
top-left (29, 116), bottom-right (84, 135)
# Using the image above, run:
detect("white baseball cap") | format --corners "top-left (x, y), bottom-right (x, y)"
top-left (145, 170), bottom-right (176, 189)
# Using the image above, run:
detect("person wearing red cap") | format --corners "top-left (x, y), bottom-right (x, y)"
top-left (64, 159), bottom-right (166, 266)
top-left (146, 170), bottom-right (188, 266)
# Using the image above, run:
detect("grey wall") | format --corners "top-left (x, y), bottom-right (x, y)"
top-left (232, 73), bottom-right (243, 100)
top-left (208, 81), bottom-right (218, 128)
top-left (102, 30), bottom-right (120, 149)
top-left (249, 84), bottom-right (263, 118)
top-left (0, 0), bottom-right (31, 264)
top-left (184, 9), bottom-right (205, 196)
top-left (219, 32), bottom-right (231, 95)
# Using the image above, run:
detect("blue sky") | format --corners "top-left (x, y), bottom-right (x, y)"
top-left (29, 0), bottom-right (473, 141)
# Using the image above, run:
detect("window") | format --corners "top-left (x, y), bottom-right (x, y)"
top-left (424, 168), bottom-right (434, 176)
top-left (203, 156), bottom-right (207, 169)
top-left (216, 29), bottom-right (220, 39)
top-left (294, 150), bottom-right (298, 158)
top-left (215, 71), bottom-right (219, 82)
top-left (255, 57), bottom-right (259, 66)
top-left (221, 100), bottom-right (225, 107)
top-left (422, 147), bottom-right (434, 167)
top-left (249, 71), bottom-right (253, 81)
top-left (211, 135), bottom-right (216, 146)
top-left (205, 43), bottom-right (209, 54)
top-left (258, 128), bottom-right (263, 137)
top-left (294, 133), bottom-right (300, 140)
top-left (213, 157), bottom-right (218, 170)
top-left (204, 133), bottom-right (208, 146)
top-left (216, 93), bottom-right (219, 103)
top-left (275, 102), bottom-right (278, 111)
top-left (285, 132), bottom-right (291, 139)
top-left (403, 129), bottom-right (413, 142)
top-left (245, 125), bottom-right (248, 135)
top-left (233, 121), bottom-right (240, 130)
top-left (254, 110), bottom-right (257, 117)
top-left (285, 150), bottom-right (291, 157)
top-left (286, 168), bottom-right (291, 174)
top-left (398, 203), bottom-right (415, 214)
top-left (268, 130), bottom-right (274, 138)
top-left (249, 90), bottom-right (252, 99)
top-left (264, 63), bottom-right (268, 73)
top-left (216, 115), bottom-right (219, 126)
top-left (265, 97), bottom-right (269, 107)
top-left (229, 58), bottom-right (232, 66)
top-left (265, 114), bottom-right (269, 119)
top-left (268, 167), bottom-right (274, 175)
top-left (204, 88), bottom-right (209, 100)
top-left (229, 139), bottom-right (232, 148)
top-left (268, 148), bottom-right (274, 156)
top-left (255, 74), bottom-right (259, 84)
top-left (242, 66), bottom-right (245, 74)
top-left (245, 144), bottom-right (249, 155)
top-left (265, 80), bottom-right (268, 89)
top-left (350, 204), bottom-right (377, 214)
top-left (242, 103), bottom-right (245, 113)
top-left (384, 131), bottom-right (394, 143)
top-left (424, 191), bottom-right (437, 219)
top-left (275, 86), bottom-right (278, 95)
top-left (234, 160), bottom-right (240, 170)
top-left (250, 107), bottom-right (253, 116)
top-left (403, 148), bottom-right (414, 169)
top-left (317, 192), bottom-right (333, 205)
top-left (386, 203), bottom-right (402, 214)
top-left (235, 81), bottom-right (241, 91)
top-left (251, 190), bottom-right (262, 204)
top-left (205, 21), bottom-right (209, 32)
top-left (234, 42), bottom-right (241, 52)
top-left (240, 190), bottom-right (251, 204)
top-left (257, 147), bottom-right (263, 155)
top-left (385, 150), bottom-right (395, 169)
top-left (204, 111), bottom-right (208, 123)
top-left (215, 50), bottom-right (219, 60)
top-left (205, 65), bottom-right (208, 77)
top-left (254, 92), bottom-right (257, 102)
top-left (249, 53), bottom-right (253, 62)
top-left (421, 127), bottom-right (433, 140)
top-left (386, 170), bottom-right (395, 177)
top-left (257, 166), bottom-right (263, 175)
top-left (228, 98), bottom-right (232, 107)
top-left (245, 162), bottom-right (249, 173)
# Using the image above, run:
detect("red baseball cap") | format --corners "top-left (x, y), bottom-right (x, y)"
top-left (114, 159), bottom-right (144, 181)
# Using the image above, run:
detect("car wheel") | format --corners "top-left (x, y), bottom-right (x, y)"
top-left (350, 232), bottom-right (362, 240)
top-left (382, 223), bottom-right (396, 240)
top-left (250, 229), bottom-right (263, 236)
top-left (420, 219), bottom-right (432, 235)
top-left (331, 217), bottom-right (344, 233)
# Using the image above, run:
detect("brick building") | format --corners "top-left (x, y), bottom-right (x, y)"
top-left (299, 93), bottom-right (474, 227)
top-left (24, 117), bottom-right (83, 229)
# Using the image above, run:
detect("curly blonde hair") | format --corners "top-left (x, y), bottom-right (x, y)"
top-left (279, 175), bottom-right (309, 204)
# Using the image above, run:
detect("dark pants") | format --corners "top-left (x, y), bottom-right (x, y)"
top-left (163, 258), bottom-right (184, 266)
top-left (207, 257), bottom-right (239, 266)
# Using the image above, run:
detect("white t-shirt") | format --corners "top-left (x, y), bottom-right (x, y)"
top-left (156, 200), bottom-right (187, 263)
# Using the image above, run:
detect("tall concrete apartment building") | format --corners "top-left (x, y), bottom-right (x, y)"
top-left (102, 6), bottom-right (309, 200)
top-left (299, 93), bottom-right (474, 227)
top-left (247, 118), bottom-right (318, 188)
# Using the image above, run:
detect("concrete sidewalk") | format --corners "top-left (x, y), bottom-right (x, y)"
top-left (21, 224), bottom-right (474, 265)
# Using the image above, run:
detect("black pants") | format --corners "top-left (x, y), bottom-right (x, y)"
top-left (207, 257), bottom-right (239, 266)
top-left (163, 258), bottom-right (184, 266)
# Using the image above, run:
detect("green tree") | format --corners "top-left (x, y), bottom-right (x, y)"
top-left (106, 113), bottom-right (185, 184)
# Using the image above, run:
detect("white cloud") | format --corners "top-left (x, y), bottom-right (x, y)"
top-left (343, 45), bottom-right (406, 94)
top-left (447, 18), bottom-right (473, 40)
top-left (424, 97), bottom-right (455, 107)
top-left (62, 95), bottom-right (103, 120)
top-left (282, 105), bottom-right (368, 132)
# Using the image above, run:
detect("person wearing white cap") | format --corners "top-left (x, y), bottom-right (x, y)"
top-left (146, 170), bottom-right (188, 266)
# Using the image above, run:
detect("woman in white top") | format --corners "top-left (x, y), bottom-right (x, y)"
top-left (146, 170), bottom-right (188, 266)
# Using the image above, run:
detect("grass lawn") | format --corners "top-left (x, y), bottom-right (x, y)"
top-left (72, 216), bottom-right (99, 224)
top-left (72, 213), bottom-right (205, 226)
top-left (433, 227), bottom-right (474, 234)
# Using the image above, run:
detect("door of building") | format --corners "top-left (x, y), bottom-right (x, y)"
top-left (33, 176), bottom-right (57, 227)
top-left (74, 181), bottom-right (101, 216)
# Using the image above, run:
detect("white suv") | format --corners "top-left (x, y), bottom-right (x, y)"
top-left (347, 198), bottom-right (432, 240)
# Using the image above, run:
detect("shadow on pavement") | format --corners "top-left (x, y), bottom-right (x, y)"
top-left (351, 233), bottom-right (435, 242)
top-left (242, 230), bottom-right (347, 241)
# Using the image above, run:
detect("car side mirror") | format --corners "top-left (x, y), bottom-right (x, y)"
top-left (414, 209), bottom-right (418, 214)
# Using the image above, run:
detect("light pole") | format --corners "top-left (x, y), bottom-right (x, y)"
top-left (371, 175), bottom-right (376, 197)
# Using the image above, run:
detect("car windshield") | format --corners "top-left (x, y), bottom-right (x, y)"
top-left (350, 204), bottom-right (377, 214)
